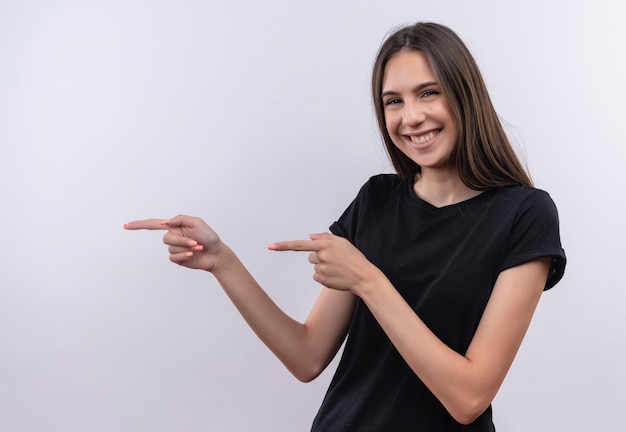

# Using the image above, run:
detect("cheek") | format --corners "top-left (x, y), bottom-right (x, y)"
top-left (384, 112), bottom-right (400, 136)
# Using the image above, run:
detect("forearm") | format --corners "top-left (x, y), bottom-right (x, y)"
top-left (124, 217), bottom-right (346, 381)
top-left (355, 260), bottom-right (547, 424)
top-left (210, 245), bottom-right (343, 381)
top-left (356, 275), bottom-right (484, 422)
top-left (268, 232), bottom-right (492, 402)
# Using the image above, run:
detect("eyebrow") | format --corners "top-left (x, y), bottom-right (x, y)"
top-left (381, 81), bottom-right (439, 98)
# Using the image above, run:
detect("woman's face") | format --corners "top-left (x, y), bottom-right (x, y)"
top-left (381, 50), bottom-right (458, 173)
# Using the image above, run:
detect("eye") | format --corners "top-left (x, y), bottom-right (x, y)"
top-left (420, 89), bottom-right (440, 98)
top-left (384, 98), bottom-right (402, 106)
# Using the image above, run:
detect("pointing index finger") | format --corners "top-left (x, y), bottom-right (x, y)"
top-left (268, 239), bottom-right (319, 252)
top-left (124, 219), bottom-right (169, 231)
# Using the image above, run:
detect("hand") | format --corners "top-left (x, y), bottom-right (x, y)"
top-left (124, 215), bottom-right (224, 272)
top-left (269, 233), bottom-right (381, 294)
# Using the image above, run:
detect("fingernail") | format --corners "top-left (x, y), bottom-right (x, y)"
top-left (123, 224), bottom-right (128, 229)
top-left (186, 252), bottom-right (193, 257)
top-left (189, 240), bottom-right (197, 247)
top-left (194, 245), bottom-right (203, 251)
top-left (267, 244), bottom-right (277, 251)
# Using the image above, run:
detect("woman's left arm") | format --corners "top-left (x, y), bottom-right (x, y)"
top-left (271, 233), bottom-right (551, 425)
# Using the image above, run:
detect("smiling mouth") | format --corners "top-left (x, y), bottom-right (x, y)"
top-left (409, 130), bottom-right (439, 145)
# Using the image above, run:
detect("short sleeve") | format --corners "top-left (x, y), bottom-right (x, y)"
top-left (329, 174), bottom-right (404, 243)
top-left (329, 183), bottom-right (368, 242)
top-left (500, 189), bottom-right (566, 290)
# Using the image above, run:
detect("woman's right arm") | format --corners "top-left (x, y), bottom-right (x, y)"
top-left (124, 215), bottom-right (355, 382)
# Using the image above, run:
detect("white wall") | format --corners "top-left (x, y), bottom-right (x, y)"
top-left (1, 1), bottom-right (624, 430)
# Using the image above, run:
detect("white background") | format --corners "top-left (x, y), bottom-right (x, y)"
top-left (1, 1), bottom-right (625, 431)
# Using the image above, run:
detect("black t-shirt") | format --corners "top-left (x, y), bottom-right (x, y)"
top-left (311, 174), bottom-right (566, 432)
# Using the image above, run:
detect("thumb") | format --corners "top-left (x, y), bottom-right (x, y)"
top-left (309, 232), bottom-right (334, 240)
top-left (162, 216), bottom-right (201, 241)
top-left (161, 215), bottom-right (194, 229)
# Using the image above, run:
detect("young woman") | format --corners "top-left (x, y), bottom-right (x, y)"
top-left (125, 22), bottom-right (566, 431)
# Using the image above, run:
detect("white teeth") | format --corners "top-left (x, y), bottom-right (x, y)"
top-left (410, 131), bottom-right (437, 145)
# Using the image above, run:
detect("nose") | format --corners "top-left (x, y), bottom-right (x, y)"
top-left (401, 100), bottom-right (426, 127)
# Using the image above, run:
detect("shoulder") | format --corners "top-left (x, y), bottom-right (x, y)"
top-left (330, 174), bottom-right (407, 240)
top-left (491, 186), bottom-right (561, 221)
top-left (493, 186), bottom-right (565, 290)
top-left (356, 174), bottom-right (406, 202)
top-left (492, 185), bottom-right (553, 202)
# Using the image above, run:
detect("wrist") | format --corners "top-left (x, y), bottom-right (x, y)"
top-left (206, 242), bottom-right (234, 274)
top-left (353, 266), bottom-right (388, 298)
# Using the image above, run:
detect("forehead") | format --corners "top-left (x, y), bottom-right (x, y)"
top-left (382, 49), bottom-right (437, 91)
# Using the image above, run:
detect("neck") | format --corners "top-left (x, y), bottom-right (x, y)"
top-left (413, 168), bottom-right (481, 208)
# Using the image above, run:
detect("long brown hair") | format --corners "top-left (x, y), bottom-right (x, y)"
top-left (372, 22), bottom-right (533, 189)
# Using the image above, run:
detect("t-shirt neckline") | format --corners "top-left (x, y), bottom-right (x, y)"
top-left (404, 177), bottom-right (492, 211)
